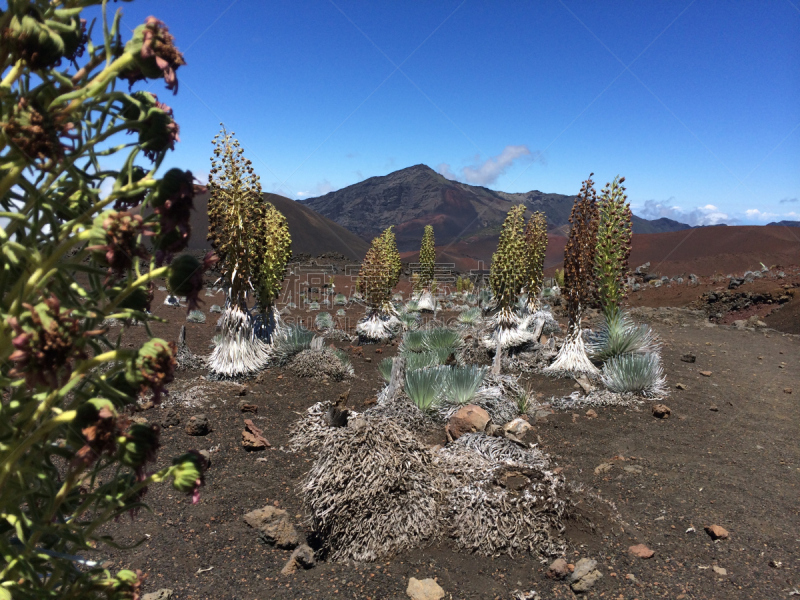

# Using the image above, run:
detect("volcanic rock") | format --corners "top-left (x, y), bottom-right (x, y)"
top-left (628, 544), bottom-right (655, 559)
top-left (406, 577), bottom-right (445, 600)
top-left (243, 506), bottom-right (301, 549)
top-left (242, 419), bottom-right (270, 450)
top-left (446, 405), bottom-right (491, 441)
top-left (705, 524), bottom-right (729, 540)
top-left (185, 414), bottom-right (210, 436)
top-left (652, 404), bottom-right (671, 419)
top-left (281, 544), bottom-right (316, 575)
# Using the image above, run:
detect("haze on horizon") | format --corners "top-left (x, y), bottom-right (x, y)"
top-left (112, 1), bottom-right (798, 226)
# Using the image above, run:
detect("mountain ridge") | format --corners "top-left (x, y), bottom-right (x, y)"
top-left (300, 164), bottom-right (691, 250)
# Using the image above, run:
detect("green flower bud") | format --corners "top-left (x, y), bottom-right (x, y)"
top-left (118, 422), bottom-right (160, 474)
top-left (171, 450), bottom-right (207, 503)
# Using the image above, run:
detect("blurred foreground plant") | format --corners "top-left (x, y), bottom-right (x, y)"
top-left (0, 2), bottom-right (210, 597)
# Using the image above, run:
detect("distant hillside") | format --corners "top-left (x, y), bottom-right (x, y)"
top-left (435, 226), bottom-right (800, 277)
top-left (189, 191), bottom-right (369, 260)
top-left (767, 220), bottom-right (800, 227)
top-left (301, 164), bottom-right (690, 251)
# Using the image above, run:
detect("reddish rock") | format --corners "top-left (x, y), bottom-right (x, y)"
top-left (628, 544), bottom-right (655, 559)
top-left (546, 558), bottom-right (569, 580)
top-left (705, 524), bottom-right (729, 540)
top-left (446, 405), bottom-right (491, 441)
top-left (238, 400), bottom-right (258, 413)
top-left (242, 419), bottom-right (271, 451)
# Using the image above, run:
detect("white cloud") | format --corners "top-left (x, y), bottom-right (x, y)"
top-left (437, 145), bottom-right (541, 186)
top-left (636, 198), bottom-right (738, 226)
top-left (744, 208), bottom-right (778, 221)
top-left (294, 179), bottom-right (335, 199)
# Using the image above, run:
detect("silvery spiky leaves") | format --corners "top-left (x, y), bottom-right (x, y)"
top-left (587, 309), bottom-right (660, 362)
top-left (488, 205), bottom-right (531, 348)
top-left (315, 311), bottom-right (334, 331)
top-left (523, 211), bottom-right (548, 312)
top-left (440, 365), bottom-right (488, 405)
top-left (416, 224), bottom-right (436, 293)
top-left (595, 176), bottom-right (632, 319)
top-left (271, 324), bottom-right (314, 365)
top-left (546, 175), bottom-right (600, 376)
top-left (404, 366), bottom-right (447, 411)
top-left (0, 5), bottom-right (210, 596)
top-left (601, 352), bottom-right (667, 396)
top-left (458, 306), bottom-right (482, 326)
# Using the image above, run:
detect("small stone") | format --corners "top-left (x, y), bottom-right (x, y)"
top-left (624, 465), bottom-right (643, 474)
top-left (585, 409), bottom-right (598, 418)
top-left (364, 357), bottom-right (372, 363)
top-left (546, 558), bottom-right (569, 580)
top-left (209, 304), bottom-right (222, 313)
top-left (160, 409), bottom-right (180, 428)
top-left (569, 558), bottom-right (597, 583)
top-left (699, 370), bottom-right (712, 377)
top-left (594, 463), bottom-right (613, 474)
top-left (230, 383), bottom-right (248, 396)
top-left (406, 577), bottom-right (445, 600)
top-left (628, 544), bottom-right (655, 559)
top-left (571, 569), bottom-right (602, 593)
top-left (675, 382), bottom-right (686, 390)
top-left (652, 404), bottom-right (671, 419)
top-left (502, 417), bottom-right (532, 443)
top-left (133, 416), bottom-right (148, 424)
top-left (142, 590), bottom-right (174, 600)
top-left (281, 544), bottom-right (315, 575)
top-left (198, 449), bottom-right (211, 468)
top-left (446, 405), bottom-right (491, 441)
top-left (242, 419), bottom-right (270, 451)
top-left (709, 405), bottom-right (719, 412)
top-left (712, 566), bottom-right (727, 576)
top-left (784, 388), bottom-right (792, 394)
top-left (705, 524), bottom-right (729, 540)
top-left (243, 506), bottom-right (301, 549)
top-left (185, 414), bottom-right (210, 436)
top-left (238, 400), bottom-right (258, 413)
top-left (681, 353), bottom-right (696, 363)
top-left (625, 574), bottom-right (636, 582)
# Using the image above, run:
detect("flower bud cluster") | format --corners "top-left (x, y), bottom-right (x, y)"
top-left (563, 175), bottom-right (600, 329)
top-left (595, 176), bottom-right (632, 317)
top-left (523, 211), bottom-right (548, 303)
top-left (490, 204), bottom-right (527, 312)
top-left (357, 226), bottom-right (402, 311)
top-left (417, 225), bottom-right (436, 291)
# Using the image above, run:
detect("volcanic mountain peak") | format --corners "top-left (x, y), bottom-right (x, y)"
top-left (301, 164), bottom-right (690, 251)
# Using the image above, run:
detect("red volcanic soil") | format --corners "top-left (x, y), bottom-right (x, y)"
top-left (438, 226), bottom-right (800, 278)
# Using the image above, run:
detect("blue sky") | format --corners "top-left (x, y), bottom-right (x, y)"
top-left (110, 0), bottom-right (798, 225)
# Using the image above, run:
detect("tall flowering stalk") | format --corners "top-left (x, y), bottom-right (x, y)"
top-left (415, 225), bottom-right (436, 311)
top-left (0, 3), bottom-right (208, 598)
top-left (546, 174), bottom-right (600, 375)
top-left (486, 205), bottom-right (531, 348)
top-left (595, 176), bottom-right (632, 319)
top-left (523, 211), bottom-right (548, 312)
top-left (356, 226), bottom-right (402, 341)
top-left (207, 126), bottom-right (291, 376)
